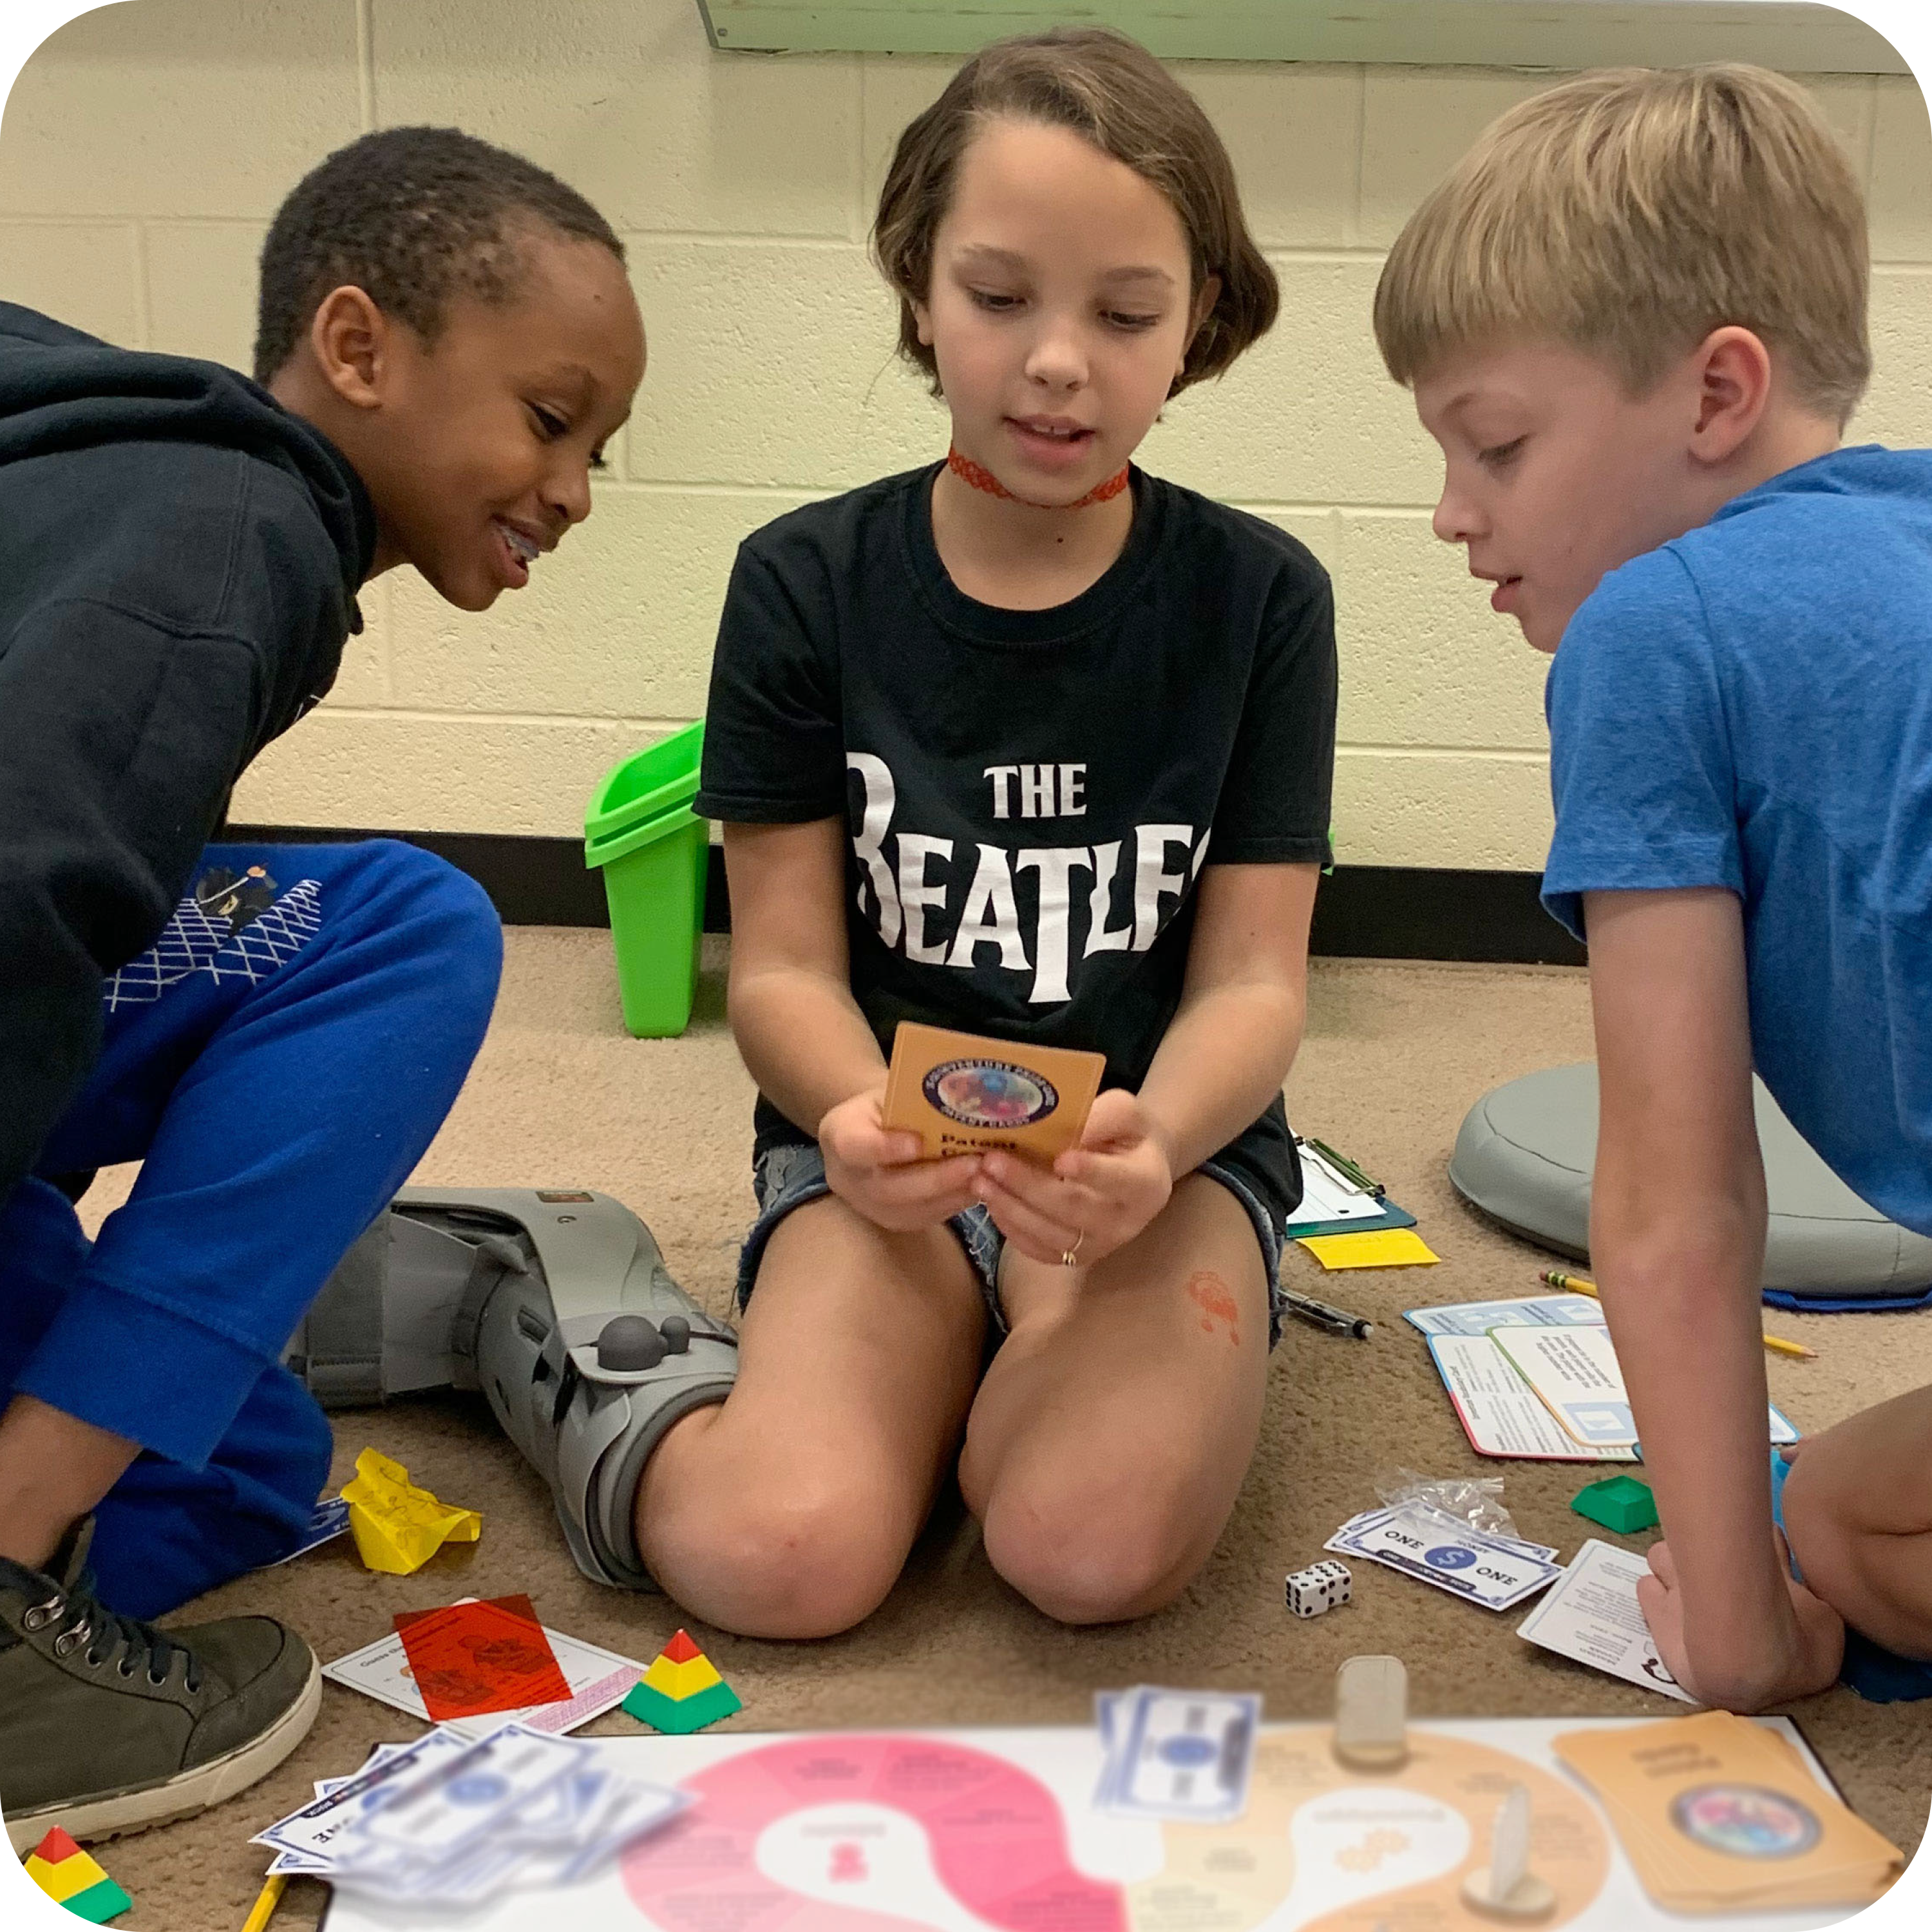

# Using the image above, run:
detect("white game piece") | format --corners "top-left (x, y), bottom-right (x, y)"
top-left (1285, 1558), bottom-right (1352, 1618)
top-left (1461, 1783), bottom-right (1558, 1920)
top-left (1332, 1654), bottom-right (1408, 1772)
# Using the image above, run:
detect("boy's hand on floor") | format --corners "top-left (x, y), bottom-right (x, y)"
top-left (977, 1090), bottom-right (1174, 1268)
top-left (819, 1087), bottom-right (985, 1231)
top-left (1638, 1535), bottom-right (1845, 1710)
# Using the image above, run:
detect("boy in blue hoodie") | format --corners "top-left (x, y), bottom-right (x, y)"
top-left (1376, 66), bottom-right (1929, 1712)
top-left (0, 127), bottom-right (643, 1844)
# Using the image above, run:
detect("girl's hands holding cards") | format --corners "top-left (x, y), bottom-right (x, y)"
top-left (819, 1085), bottom-right (985, 1231)
top-left (976, 1088), bottom-right (1174, 1267)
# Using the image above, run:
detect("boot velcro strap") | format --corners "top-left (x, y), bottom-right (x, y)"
top-left (292, 1215), bottom-right (388, 1407)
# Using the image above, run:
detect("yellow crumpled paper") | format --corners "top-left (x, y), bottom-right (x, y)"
top-left (339, 1448), bottom-right (482, 1575)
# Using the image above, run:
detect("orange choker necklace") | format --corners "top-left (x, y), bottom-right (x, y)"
top-left (947, 445), bottom-right (1131, 510)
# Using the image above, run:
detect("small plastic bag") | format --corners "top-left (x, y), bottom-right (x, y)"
top-left (1374, 1466), bottom-right (1520, 1542)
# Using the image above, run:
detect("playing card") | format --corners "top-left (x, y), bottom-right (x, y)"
top-left (1555, 1712), bottom-right (1904, 1911)
top-left (263, 1496), bottom-right (351, 1567)
top-left (393, 1593), bottom-right (573, 1722)
top-left (1516, 1539), bottom-right (1696, 1702)
top-left (880, 1021), bottom-right (1104, 1162)
top-left (1098, 1687), bottom-right (1259, 1824)
top-left (323, 1606), bottom-right (642, 1738)
top-left (1326, 1504), bottom-right (1562, 1611)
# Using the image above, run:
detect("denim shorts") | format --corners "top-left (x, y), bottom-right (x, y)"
top-left (735, 1137), bottom-right (1289, 1349)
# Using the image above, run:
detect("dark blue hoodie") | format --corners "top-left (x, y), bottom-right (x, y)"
top-left (0, 303), bottom-right (377, 1202)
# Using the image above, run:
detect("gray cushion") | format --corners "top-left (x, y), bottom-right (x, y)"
top-left (1449, 1063), bottom-right (1932, 1299)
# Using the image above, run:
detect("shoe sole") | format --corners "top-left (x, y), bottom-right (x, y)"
top-left (5, 1649), bottom-right (323, 1853)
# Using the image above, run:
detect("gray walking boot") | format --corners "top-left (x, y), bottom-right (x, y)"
top-left (0, 1520), bottom-right (320, 1852)
top-left (284, 1188), bottom-right (738, 1589)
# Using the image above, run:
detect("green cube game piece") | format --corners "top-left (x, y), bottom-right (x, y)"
top-left (1571, 1474), bottom-right (1659, 1535)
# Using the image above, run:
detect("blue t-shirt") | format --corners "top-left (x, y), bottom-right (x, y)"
top-left (1542, 445), bottom-right (1932, 1236)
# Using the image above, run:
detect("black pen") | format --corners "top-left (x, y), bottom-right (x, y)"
top-left (1282, 1287), bottom-right (1375, 1340)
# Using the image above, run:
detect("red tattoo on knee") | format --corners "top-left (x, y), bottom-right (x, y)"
top-left (1186, 1270), bottom-right (1240, 1346)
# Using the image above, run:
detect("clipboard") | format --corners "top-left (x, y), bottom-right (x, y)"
top-left (1286, 1135), bottom-right (1417, 1238)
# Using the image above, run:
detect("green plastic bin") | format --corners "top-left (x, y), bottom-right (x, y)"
top-left (585, 722), bottom-right (709, 1037)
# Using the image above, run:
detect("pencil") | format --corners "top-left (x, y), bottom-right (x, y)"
top-left (240, 1873), bottom-right (287, 1932)
top-left (1539, 1269), bottom-right (1817, 1359)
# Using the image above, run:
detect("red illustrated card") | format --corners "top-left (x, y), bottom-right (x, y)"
top-left (393, 1593), bottom-right (572, 1721)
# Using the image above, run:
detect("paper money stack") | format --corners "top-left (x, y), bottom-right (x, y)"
top-left (254, 1721), bottom-right (688, 1906)
top-left (1093, 1685), bottom-right (1260, 1824)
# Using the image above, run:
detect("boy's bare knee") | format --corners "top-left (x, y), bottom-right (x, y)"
top-left (639, 1476), bottom-right (903, 1640)
top-left (981, 1483), bottom-right (1189, 1625)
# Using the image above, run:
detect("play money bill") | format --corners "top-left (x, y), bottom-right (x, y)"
top-left (349, 1723), bottom-right (589, 1871)
top-left (266, 1748), bottom-right (412, 1875)
top-left (1327, 1504), bottom-right (1561, 1611)
top-left (255, 1726), bottom-right (475, 1862)
top-left (1330, 1506), bottom-right (1558, 1566)
top-left (1101, 1687), bottom-right (1259, 1824)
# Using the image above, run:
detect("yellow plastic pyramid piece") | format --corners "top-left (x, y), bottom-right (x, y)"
top-left (27, 1851), bottom-right (107, 1906)
top-left (23, 1830), bottom-right (131, 1924)
top-left (639, 1651), bottom-right (723, 1701)
top-left (339, 1448), bottom-right (482, 1575)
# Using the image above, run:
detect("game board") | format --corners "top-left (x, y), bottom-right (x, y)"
top-left (318, 1717), bottom-right (1870, 1931)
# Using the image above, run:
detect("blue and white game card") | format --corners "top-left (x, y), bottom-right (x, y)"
top-left (262, 1495), bottom-right (350, 1567)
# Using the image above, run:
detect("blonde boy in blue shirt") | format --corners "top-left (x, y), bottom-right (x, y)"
top-left (1375, 65), bottom-right (1931, 1711)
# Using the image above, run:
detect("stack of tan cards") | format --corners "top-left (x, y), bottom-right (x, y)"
top-left (1555, 1712), bottom-right (1903, 1913)
top-left (882, 1022), bottom-right (1104, 1162)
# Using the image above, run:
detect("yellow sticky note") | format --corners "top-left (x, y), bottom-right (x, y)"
top-left (339, 1448), bottom-right (482, 1575)
top-left (1297, 1229), bottom-right (1441, 1270)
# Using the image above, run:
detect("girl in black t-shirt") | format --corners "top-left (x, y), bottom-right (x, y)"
top-left (641, 28), bottom-right (1338, 1637)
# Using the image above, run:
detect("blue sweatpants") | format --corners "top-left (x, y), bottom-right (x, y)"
top-left (0, 840), bottom-right (501, 1619)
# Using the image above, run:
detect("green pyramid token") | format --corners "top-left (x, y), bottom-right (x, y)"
top-left (1571, 1474), bottom-right (1658, 1535)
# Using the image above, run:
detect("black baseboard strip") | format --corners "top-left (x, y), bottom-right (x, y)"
top-left (1309, 864), bottom-right (1586, 966)
top-left (223, 823), bottom-right (615, 928)
top-left (220, 826), bottom-right (1586, 966)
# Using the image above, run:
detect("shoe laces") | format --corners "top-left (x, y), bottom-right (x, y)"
top-left (24, 1584), bottom-right (198, 1692)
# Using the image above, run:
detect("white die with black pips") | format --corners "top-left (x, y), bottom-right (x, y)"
top-left (1285, 1558), bottom-right (1352, 1618)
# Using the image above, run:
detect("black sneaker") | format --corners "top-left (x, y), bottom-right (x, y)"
top-left (0, 1520), bottom-right (319, 1852)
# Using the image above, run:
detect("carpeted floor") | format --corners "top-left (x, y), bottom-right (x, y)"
top-left (68, 932), bottom-right (1932, 1928)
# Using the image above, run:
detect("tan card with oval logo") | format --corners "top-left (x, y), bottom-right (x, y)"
top-left (1554, 1711), bottom-right (1902, 1911)
top-left (881, 1023), bottom-right (1106, 1164)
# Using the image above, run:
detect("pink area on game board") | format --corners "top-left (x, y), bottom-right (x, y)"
top-left (623, 1736), bottom-right (1128, 1931)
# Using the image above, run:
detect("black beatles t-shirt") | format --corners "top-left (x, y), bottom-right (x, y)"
top-left (696, 462), bottom-right (1339, 1228)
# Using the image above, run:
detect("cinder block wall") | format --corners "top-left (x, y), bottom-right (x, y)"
top-left (3, 1), bottom-right (1927, 867)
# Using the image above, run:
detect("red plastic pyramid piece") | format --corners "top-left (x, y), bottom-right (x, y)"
top-left (660, 1628), bottom-right (703, 1665)
top-left (32, 1828), bottom-right (84, 1863)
